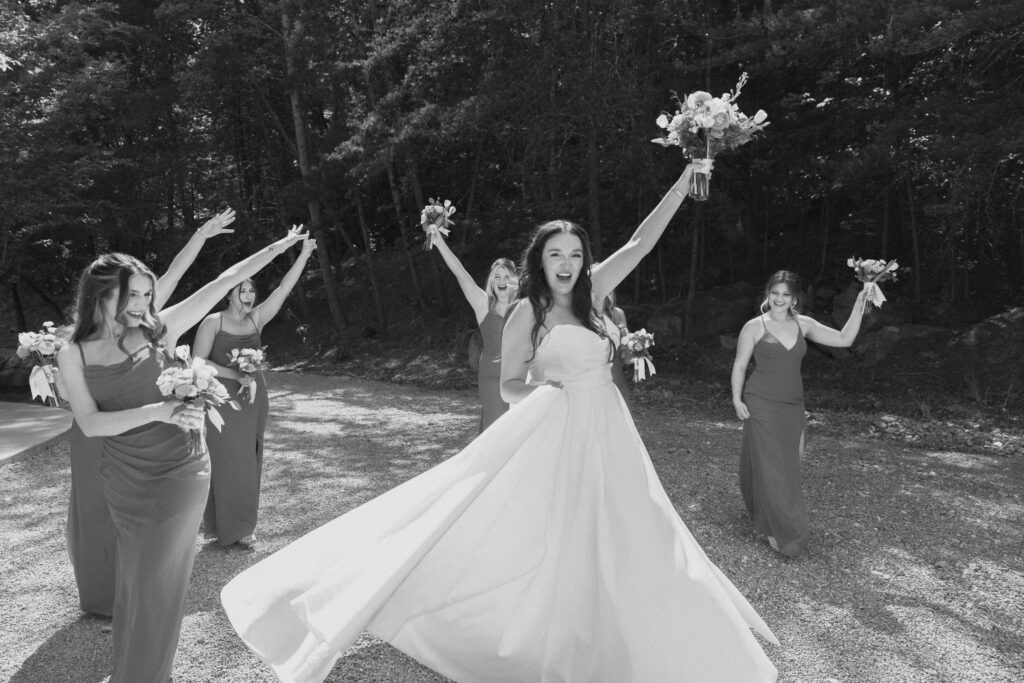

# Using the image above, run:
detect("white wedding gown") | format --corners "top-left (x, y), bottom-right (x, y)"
top-left (221, 323), bottom-right (779, 683)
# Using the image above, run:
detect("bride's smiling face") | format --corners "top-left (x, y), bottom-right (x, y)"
top-left (541, 232), bottom-right (585, 297)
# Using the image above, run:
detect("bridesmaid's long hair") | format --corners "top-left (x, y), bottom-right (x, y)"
top-left (517, 220), bottom-right (606, 359)
top-left (759, 270), bottom-right (804, 317)
top-left (71, 253), bottom-right (165, 355)
top-left (484, 258), bottom-right (518, 313)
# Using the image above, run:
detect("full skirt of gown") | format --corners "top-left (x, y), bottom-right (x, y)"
top-left (221, 326), bottom-right (778, 683)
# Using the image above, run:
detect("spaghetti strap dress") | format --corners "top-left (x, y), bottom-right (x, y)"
top-left (81, 342), bottom-right (210, 683)
top-left (476, 310), bottom-right (508, 432)
top-left (739, 317), bottom-right (809, 557)
top-left (66, 420), bottom-right (116, 616)
top-left (203, 314), bottom-right (269, 545)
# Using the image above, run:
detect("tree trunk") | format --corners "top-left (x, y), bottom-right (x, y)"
top-left (905, 176), bottom-right (922, 302)
top-left (354, 190), bottom-right (388, 335)
top-left (817, 195), bottom-right (829, 281)
top-left (20, 275), bottom-right (66, 320)
top-left (282, 7), bottom-right (347, 334)
top-left (407, 158), bottom-right (448, 308)
top-left (463, 137), bottom-right (485, 250)
top-left (386, 157), bottom-right (427, 313)
top-left (881, 186), bottom-right (890, 256)
top-left (10, 281), bottom-right (28, 332)
top-left (684, 206), bottom-right (702, 340)
top-left (587, 128), bottom-right (602, 257)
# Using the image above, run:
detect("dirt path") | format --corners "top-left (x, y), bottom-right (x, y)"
top-left (2, 371), bottom-right (1022, 682)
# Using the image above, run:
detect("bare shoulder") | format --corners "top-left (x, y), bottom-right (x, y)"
top-left (740, 316), bottom-right (764, 337)
top-left (796, 314), bottom-right (818, 331)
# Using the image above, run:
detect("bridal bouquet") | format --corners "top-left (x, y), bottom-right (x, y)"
top-left (16, 321), bottom-right (71, 406)
top-left (229, 347), bottom-right (269, 404)
top-left (620, 329), bottom-right (656, 382)
top-left (651, 72), bottom-right (769, 200)
top-left (848, 257), bottom-right (899, 308)
top-left (420, 198), bottom-right (455, 250)
top-left (156, 345), bottom-right (238, 456)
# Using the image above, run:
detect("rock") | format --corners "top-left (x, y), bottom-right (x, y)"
top-left (0, 368), bottom-right (30, 387)
top-left (646, 315), bottom-right (683, 348)
top-left (833, 282), bottom-right (906, 332)
top-left (853, 324), bottom-right (951, 363)
top-left (947, 307), bottom-right (1024, 402)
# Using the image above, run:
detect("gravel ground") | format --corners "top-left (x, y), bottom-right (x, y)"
top-left (2, 371), bottom-right (1022, 682)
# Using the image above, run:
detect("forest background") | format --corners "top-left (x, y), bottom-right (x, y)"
top-left (2, 0), bottom-right (1023, 419)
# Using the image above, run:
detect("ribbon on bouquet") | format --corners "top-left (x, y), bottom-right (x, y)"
top-left (239, 376), bottom-right (258, 404)
top-left (633, 354), bottom-right (657, 383)
top-left (423, 222), bottom-right (450, 250)
top-left (863, 280), bottom-right (887, 308)
top-left (29, 364), bottom-right (59, 405)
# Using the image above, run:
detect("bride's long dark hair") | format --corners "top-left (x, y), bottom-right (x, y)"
top-left (71, 253), bottom-right (165, 355)
top-left (517, 220), bottom-right (606, 359)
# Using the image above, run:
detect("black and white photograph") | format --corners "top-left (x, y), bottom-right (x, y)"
top-left (1, 1), bottom-right (1022, 681)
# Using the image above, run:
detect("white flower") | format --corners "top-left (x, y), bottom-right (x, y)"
top-left (753, 109), bottom-right (768, 124)
top-left (175, 345), bottom-right (192, 363)
top-left (656, 114), bottom-right (669, 129)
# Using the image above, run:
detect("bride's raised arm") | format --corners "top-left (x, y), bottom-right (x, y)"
top-left (591, 160), bottom-right (705, 303)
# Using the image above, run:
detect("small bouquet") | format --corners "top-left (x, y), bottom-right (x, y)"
top-left (229, 347), bottom-right (269, 404)
top-left (651, 72), bottom-right (769, 200)
top-left (848, 257), bottom-right (899, 308)
top-left (156, 345), bottom-right (239, 456)
top-left (420, 198), bottom-right (455, 250)
top-left (620, 329), bottom-right (656, 382)
top-left (16, 321), bottom-right (72, 407)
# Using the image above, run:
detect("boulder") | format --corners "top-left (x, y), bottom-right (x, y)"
top-left (646, 314), bottom-right (683, 348)
top-left (833, 282), bottom-right (906, 332)
top-left (946, 308), bottom-right (1024, 401)
top-left (853, 324), bottom-right (951, 364)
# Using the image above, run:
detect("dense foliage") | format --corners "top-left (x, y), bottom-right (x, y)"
top-left (2, 0), bottom-right (1022, 339)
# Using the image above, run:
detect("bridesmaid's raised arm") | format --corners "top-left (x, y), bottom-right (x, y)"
top-left (161, 225), bottom-right (307, 345)
top-left (155, 208), bottom-right (236, 309)
top-left (591, 161), bottom-right (704, 303)
top-left (433, 236), bottom-right (489, 324)
top-left (253, 237), bottom-right (317, 331)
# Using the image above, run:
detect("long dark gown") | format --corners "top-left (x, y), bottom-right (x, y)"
top-left (80, 343), bottom-right (210, 683)
top-left (203, 315), bottom-right (269, 546)
top-left (66, 422), bottom-right (116, 616)
top-left (740, 317), bottom-right (809, 557)
top-left (477, 310), bottom-right (508, 432)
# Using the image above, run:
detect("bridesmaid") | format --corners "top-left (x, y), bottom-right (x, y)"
top-left (66, 208), bottom-right (236, 616)
top-left (731, 270), bottom-right (868, 556)
top-left (433, 235), bottom-right (518, 432)
top-left (602, 289), bottom-right (631, 407)
top-left (195, 236), bottom-right (318, 547)
top-left (57, 225), bottom-right (308, 683)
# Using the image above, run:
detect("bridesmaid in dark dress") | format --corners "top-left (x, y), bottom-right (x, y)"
top-left (731, 270), bottom-right (868, 556)
top-left (58, 226), bottom-right (308, 683)
top-left (65, 208), bottom-right (236, 617)
top-left (195, 236), bottom-right (317, 546)
top-left (432, 235), bottom-right (518, 432)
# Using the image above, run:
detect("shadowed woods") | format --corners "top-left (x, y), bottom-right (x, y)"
top-left (1, 372), bottom-right (1021, 682)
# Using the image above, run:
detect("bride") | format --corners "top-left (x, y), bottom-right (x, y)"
top-left (221, 160), bottom-right (779, 682)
